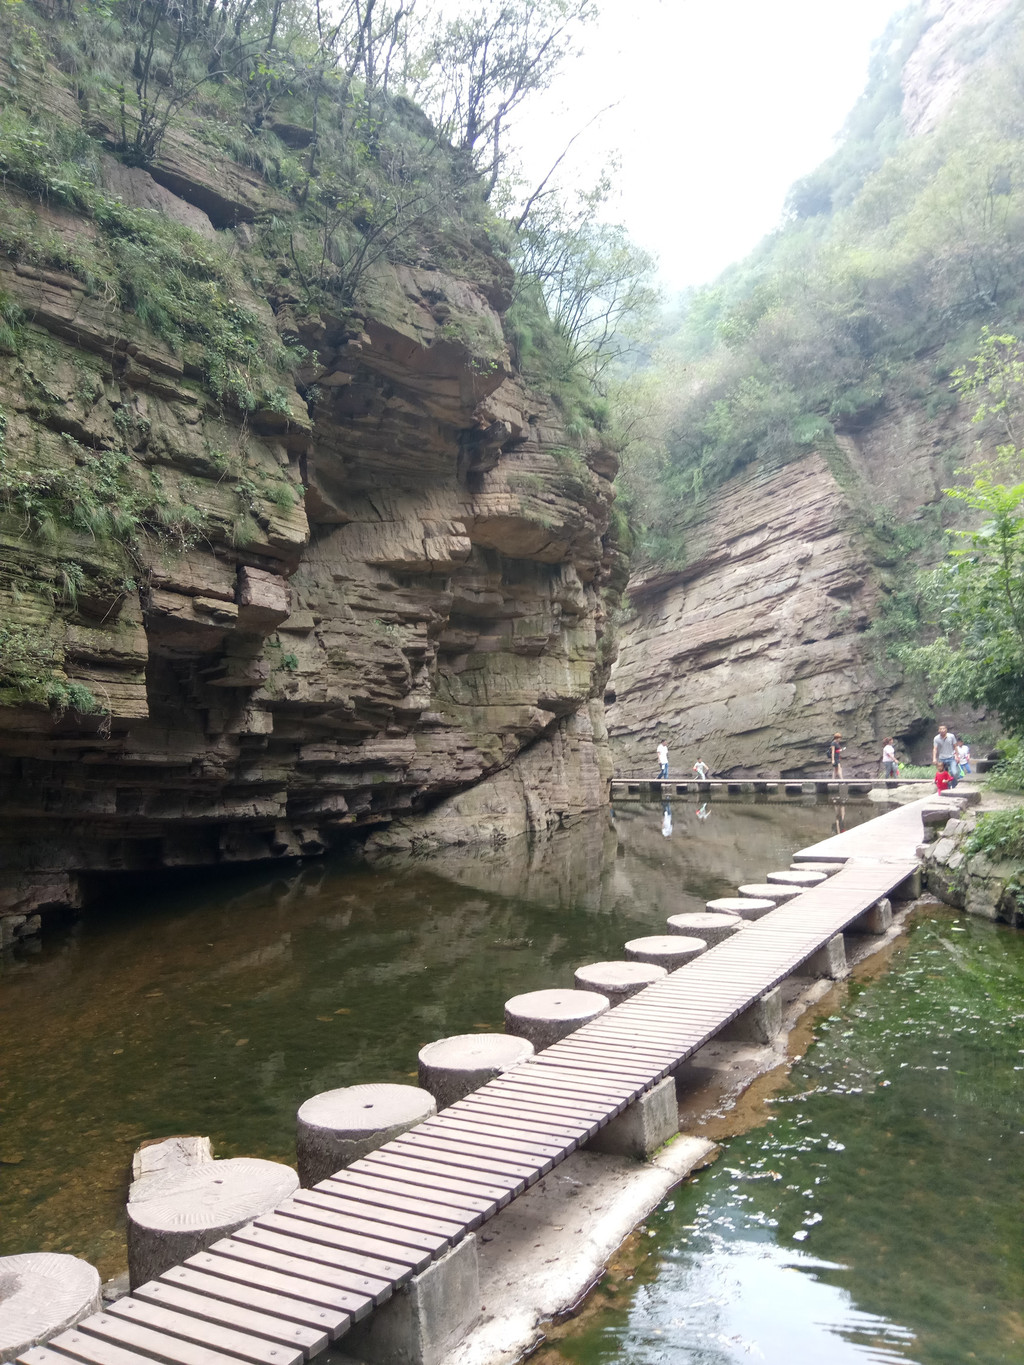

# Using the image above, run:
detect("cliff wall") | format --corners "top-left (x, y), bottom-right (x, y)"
top-left (0, 43), bottom-right (625, 921)
top-left (607, 392), bottom-right (977, 777)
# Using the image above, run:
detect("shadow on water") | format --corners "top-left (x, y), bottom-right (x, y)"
top-left (533, 909), bottom-right (1024, 1365)
top-left (0, 797), bottom-right (875, 1280)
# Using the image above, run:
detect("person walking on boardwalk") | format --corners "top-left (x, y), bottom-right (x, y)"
top-left (955, 738), bottom-right (972, 774)
top-left (692, 758), bottom-right (710, 780)
top-left (881, 737), bottom-right (899, 780)
top-left (656, 740), bottom-right (669, 780)
top-left (829, 733), bottom-right (844, 779)
top-left (932, 724), bottom-right (959, 786)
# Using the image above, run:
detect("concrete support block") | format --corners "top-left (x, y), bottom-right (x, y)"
top-left (126, 1158), bottom-right (298, 1289)
top-left (624, 935), bottom-right (706, 971)
top-left (802, 934), bottom-right (848, 980)
top-left (587, 1076), bottom-right (678, 1159)
top-left (504, 988), bottom-right (609, 1051)
top-left (854, 897), bottom-right (892, 935)
top-left (720, 987), bottom-right (782, 1044)
top-left (766, 869), bottom-right (828, 888)
top-left (0, 1254), bottom-right (101, 1361)
top-left (737, 883), bottom-right (801, 905)
top-left (706, 897), bottom-right (775, 921)
top-left (297, 1084), bottom-right (436, 1187)
top-left (665, 912), bottom-right (742, 947)
top-left (574, 960), bottom-right (666, 1006)
top-left (418, 1035), bottom-right (533, 1109)
top-left (343, 1235), bottom-right (480, 1365)
top-left (892, 869), bottom-right (922, 900)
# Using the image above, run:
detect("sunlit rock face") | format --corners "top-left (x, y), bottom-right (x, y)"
top-left (0, 108), bottom-right (626, 918)
top-left (606, 384), bottom-right (983, 780)
top-left (901, 0), bottom-right (1015, 136)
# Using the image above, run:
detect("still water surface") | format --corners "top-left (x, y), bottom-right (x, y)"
top-left (536, 910), bottom-right (1024, 1365)
top-left (0, 796), bottom-right (861, 1276)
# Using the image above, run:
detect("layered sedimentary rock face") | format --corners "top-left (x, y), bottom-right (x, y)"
top-left (0, 80), bottom-right (625, 918)
top-left (607, 404), bottom-right (978, 778)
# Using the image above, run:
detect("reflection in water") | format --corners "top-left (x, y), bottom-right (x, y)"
top-left (1, 797), bottom-right (875, 1280)
top-left (662, 802), bottom-right (673, 838)
top-left (537, 912), bottom-right (1024, 1365)
top-left (696, 802), bottom-right (711, 821)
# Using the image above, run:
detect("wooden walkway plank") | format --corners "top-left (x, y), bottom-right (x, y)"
top-left (103, 1297), bottom-right (305, 1365)
top-left (358, 1150), bottom-right (517, 1208)
top-left (323, 1169), bottom-right (490, 1227)
top-left (137, 1276), bottom-right (333, 1352)
top-left (238, 1221), bottom-right (415, 1287)
top-left (208, 1235), bottom-right (393, 1306)
top-left (266, 1205), bottom-right (440, 1271)
top-left (20, 1333), bottom-right (153, 1365)
top-left (289, 1189), bottom-right (456, 1252)
top-left (65, 1312), bottom-right (248, 1365)
top-left (179, 1252), bottom-right (370, 1324)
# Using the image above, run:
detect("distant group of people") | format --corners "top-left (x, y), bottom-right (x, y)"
top-left (656, 728), bottom-right (973, 793)
top-left (829, 726), bottom-right (970, 792)
top-left (655, 742), bottom-right (710, 780)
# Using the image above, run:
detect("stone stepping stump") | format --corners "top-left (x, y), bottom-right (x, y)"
top-left (574, 960), bottom-right (667, 1006)
top-left (624, 935), bottom-right (706, 971)
top-left (504, 988), bottom-right (609, 1051)
top-left (297, 1083), bottom-right (436, 1188)
top-left (418, 1034), bottom-right (534, 1109)
top-left (790, 861), bottom-right (845, 874)
top-left (665, 912), bottom-right (743, 946)
top-left (0, 1253), bottom-right (101, 1361)
top-left (766, 869), bottom-right (828, 888)
top-left (737, 882), bottom-right (801, 905)
top-left (126, 1157), bottom-right (298, 1290)
top-left (706, 896), bottom-right (776, 921)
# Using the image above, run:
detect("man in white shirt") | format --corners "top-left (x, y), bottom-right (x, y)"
top-left (656, 741), bottom-right (669, 779)
top-left (881, 738), bottom-right (898, 779)
top-left (932, 725), bottom-right (959, 785)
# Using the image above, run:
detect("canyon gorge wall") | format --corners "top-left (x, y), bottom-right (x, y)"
top-left (607, 394), bottom-right (981, 778)
top-left (0, 39), bottom-right (626, 922)
top-left (607, 0), bottom-right (1015, 779)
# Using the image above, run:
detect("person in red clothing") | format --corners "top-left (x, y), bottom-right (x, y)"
top-left (934, 766), bottom-right (954, 795)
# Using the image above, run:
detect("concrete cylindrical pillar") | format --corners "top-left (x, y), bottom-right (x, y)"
top-left (574, 960), bottom-right (667, 1006)
top-left (0, 1253), bottom-right (101, 1361)
top-left (297, 1083), bottom-right (436, 1188)
top-left (706, 896), bottom-right (776, 921)
top-left (765, 870), bottom-right (828, 888)
top-left (624, 935), bottom-right (706, 970)
top-left (736, 882), bottom-right (801, 905)
top-left (418, 1034), bottom-right (534, 1110)
top-left (504, 988), bottom-right (609, 1050)
top-left (665, 912), bottom-right (743, 946)
top-left (126, 1158), bottom-right (298, 1289)
top-left (790, 861), bottom-right (845, 874)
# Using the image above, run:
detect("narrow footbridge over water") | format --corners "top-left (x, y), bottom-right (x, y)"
top-left (18, 800), bottom-right (936, 1365)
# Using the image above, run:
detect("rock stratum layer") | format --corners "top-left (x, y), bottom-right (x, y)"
top-left (607, 401), bottom-right (978, 777)
top-left (0, 52), bottom-right (625, 920)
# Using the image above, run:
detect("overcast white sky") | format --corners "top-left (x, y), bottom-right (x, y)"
top-left (509, 0), bottom-right (911, 296)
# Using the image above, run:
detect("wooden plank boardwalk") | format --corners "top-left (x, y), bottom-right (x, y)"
top-left (611, 776), bottom-right (934, 796)
top-left (17, 803), bottom-right (929, 1365)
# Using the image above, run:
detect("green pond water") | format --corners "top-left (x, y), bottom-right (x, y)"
top-left (536, 910), bottom-right (1024, 1365)
top-left (0, 795), bottom-right (864, 1278)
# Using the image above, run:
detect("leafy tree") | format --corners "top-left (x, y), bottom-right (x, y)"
top-left (414, 0), bottom-right (595, 197)
top-left (904, 333), bottom-right (1024, 732)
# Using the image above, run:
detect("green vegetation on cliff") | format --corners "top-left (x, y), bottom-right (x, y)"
top-left (0, 0), bottom-right (649, 713)
top-left (619, 0), bottom-right (1024, 563)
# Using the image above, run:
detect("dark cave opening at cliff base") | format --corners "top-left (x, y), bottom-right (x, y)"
top-left (0, 796), bottom-right (883, 1280)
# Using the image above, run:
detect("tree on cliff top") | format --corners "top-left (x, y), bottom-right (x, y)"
top-left (905, 331), bottom-right (1024, 734)
top-left (412, 0), bottom-right (597, 197)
